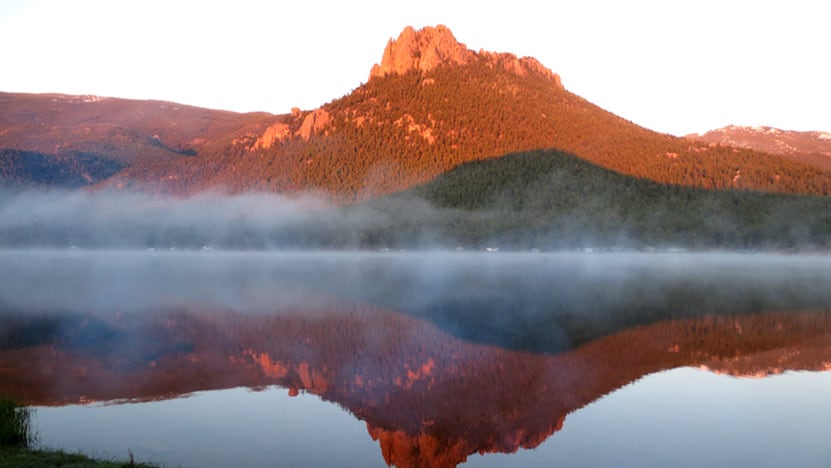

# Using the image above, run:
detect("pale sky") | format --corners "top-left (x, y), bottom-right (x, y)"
top-left (1, 0), bottom-right (828, 136)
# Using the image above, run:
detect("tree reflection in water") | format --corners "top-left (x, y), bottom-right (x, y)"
top-left (2, 252), bottom-right (831, 467)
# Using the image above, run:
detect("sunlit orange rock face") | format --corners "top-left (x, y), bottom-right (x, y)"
top-left (370, 25), bottom-right (474, 78)
top-left (368, 25), bottom-right (562, 87)
top-left (2, 304), bottom-right (831, 467)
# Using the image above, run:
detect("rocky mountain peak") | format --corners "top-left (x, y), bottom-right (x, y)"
top-left (369, 25), bottom-right (563, 87)
top-left (369, 25), bottom-right (473, 79)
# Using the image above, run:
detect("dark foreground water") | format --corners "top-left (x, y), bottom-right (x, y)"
top-left (2, 250), bottom-right (831, 467)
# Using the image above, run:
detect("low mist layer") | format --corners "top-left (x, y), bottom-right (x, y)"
top-left (0, 189), bottom-right (336, 249)
top-left (4, 150), bottom-right (831, 250)
top-left (3, 250), bottom-right (831, 353)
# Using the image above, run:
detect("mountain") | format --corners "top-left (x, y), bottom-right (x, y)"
top-left (4, 26), bottom-right (831, 198)
top-left (687, 125), bottom-right (831, 171)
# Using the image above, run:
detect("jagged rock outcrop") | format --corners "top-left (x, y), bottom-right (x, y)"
top-left (297, 108), bottom-right (331, 141)
top-left (369, 25), bottom-right (563, 88)
top-left (480, 50), bottom-right (563, 87)
top-left (251, 108), bottom-right (331, 150)
top-left (370, 25), bottom-right (474, 78)
top-left (253, 122), bottom-right (291, 150)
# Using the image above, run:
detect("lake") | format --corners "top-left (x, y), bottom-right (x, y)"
top-left (2, 250), bottom-right (831, 467)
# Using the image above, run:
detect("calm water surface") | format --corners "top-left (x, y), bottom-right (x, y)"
top-left (2, 250), bottom-right (831, 467)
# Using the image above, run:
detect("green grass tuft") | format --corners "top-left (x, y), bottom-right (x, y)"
top-left (0, 396), bottom-right (36, 448)
top-left (0, 445), bottom-right (159, 467)
top-left (0, 396), bottom-right (159, 467)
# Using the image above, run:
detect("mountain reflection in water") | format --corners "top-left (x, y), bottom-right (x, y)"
top-left (2, 251), bottom-right (831, 467)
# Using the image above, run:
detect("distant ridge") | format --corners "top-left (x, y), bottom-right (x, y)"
top-left (687, 125), bottom-right (831, 171)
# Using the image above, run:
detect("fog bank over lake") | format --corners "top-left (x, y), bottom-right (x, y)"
top-left (3, 250), bottom-right (831, 352)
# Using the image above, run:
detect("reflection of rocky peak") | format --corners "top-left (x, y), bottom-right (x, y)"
top-left (368, 427), bottom-right (472, 468)
top-left (366, 416), bottom-right (565, 468)
top-left (369, 25), bottom-right (563, 87)
top-left (4, 306), bottom-right (831, 466)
